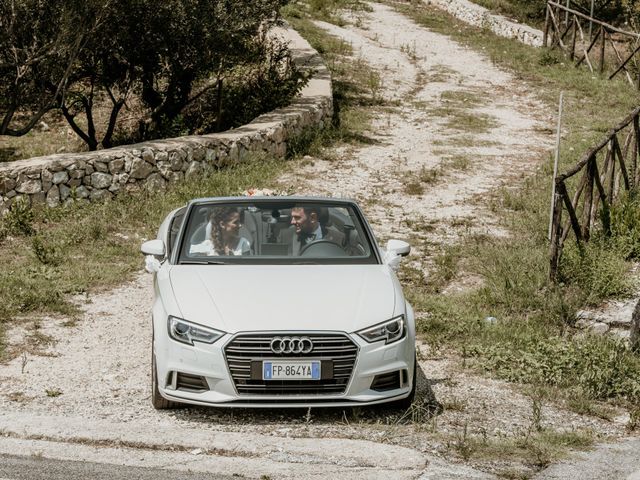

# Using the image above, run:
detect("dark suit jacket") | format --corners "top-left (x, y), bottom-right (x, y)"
top-left (280, 225), bottom-right (345, 255)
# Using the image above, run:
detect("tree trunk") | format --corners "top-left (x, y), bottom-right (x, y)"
top-left (216, 77), bottom-right (224, 132)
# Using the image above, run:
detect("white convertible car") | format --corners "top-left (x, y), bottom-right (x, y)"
top-left (141, 196), bottom-right (416, 409)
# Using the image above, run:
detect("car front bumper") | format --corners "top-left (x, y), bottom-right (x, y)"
top-left (154, 330), bottom-right (415, 408)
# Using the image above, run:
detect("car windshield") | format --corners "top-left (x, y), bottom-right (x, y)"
top-left (177, 200), bottom-right (378, 265)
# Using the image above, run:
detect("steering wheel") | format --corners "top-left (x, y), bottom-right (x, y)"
top-left (299, 239), bottom-right (347, 257)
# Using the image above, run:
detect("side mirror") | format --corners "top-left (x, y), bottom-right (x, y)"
top-left (141, 239), bottom-right (165, 257)
top-left (386, 239), bottom-right (410, 257)
top-left (383, 240), bottom-right (410, 271)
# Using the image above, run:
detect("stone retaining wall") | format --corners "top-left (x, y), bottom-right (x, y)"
top-left (0, 25), bottom-right (332, 214)
top-left (424, 0), bottom-right (543, 47)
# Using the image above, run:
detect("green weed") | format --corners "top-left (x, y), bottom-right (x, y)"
top-left (391, 0), bottom-right (640, 410)
top-left (3, 197), bottom-right (35, 236)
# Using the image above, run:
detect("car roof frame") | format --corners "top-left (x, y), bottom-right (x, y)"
top-left (170, 196), bottom-right (383, 265)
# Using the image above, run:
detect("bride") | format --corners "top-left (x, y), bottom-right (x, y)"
top-left (191, 207), bottom-right (250, 256)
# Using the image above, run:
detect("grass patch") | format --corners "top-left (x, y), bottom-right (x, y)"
top-left (433, 136), bottom-right (498, 148)
top-left (427, 88), bottom-right (497, 135)
top-left (0, 156), bottom-right (286, 335)
top-left (285, 10), bottom-right (390, 151)
top-left (428, 106), bottom-right (499, 133)
top-left (440, 90), bottom-right (488, 108)
top-left (448, 427), bottom-right (595, 471)
top-left (284, 0), bottom-right (372, 25)
top-left (390, 0), bottom-right (640, 412)
top-left (466, 0), bottom-right (546, 27)
top-left (443, 154), bottom-right (472, 170)
top-left (0, 3), bottom-right (389, 357)
top-left (426, 64), bottom-right (458, 83)
top-left (402, 166), bottom-right (441, 195)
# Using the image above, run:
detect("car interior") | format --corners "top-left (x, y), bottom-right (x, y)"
top-left (179, 203), bottom-right (371, 259)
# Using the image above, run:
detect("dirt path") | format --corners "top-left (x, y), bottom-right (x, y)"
top-left (279, 3), bottom-right (551, 249)
top-left (0, 2), bottom-right (634, 479)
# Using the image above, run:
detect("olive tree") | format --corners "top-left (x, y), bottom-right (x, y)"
top-left (135, 0), bottom-right (291, 138)
top-left (57, 0), bottom-right (138, 150)
top-left (1, 0), bottom-right (296, 149)
top-left (0, 0), bottom-right (105, 136)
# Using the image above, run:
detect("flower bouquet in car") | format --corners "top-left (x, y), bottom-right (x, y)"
top-left (241, 188), bottom-right (289, 197)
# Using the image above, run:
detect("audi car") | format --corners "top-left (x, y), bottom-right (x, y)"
top-left (141, 196), bottom-right (416, 409)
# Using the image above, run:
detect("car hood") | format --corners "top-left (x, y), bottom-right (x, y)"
top-left (167, 265), bottom-right (398, 333)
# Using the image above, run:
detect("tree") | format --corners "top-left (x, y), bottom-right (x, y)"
top-left (0, 0), bottom-right (105, 136)
top-left (134, 0), bottom-right (291, 138)
top-left (57, 0), bottom-right (136, 150)
top-left (1, 0), bottom-right (298, 150)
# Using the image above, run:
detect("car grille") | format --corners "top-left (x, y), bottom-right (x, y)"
top-left (224, 333), bottom-right (358, 396)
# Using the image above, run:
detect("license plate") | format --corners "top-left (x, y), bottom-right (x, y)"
top-left (263, 361), bottom-right (321, 380)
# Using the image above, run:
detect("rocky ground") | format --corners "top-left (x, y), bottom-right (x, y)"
top-left (1, 2), bottom-right (638, 479)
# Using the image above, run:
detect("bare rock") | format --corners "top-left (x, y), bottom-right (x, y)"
top-left (59, 184), bottom-right (71, 201)
top-left (130, 157), bottom-right (154, 179)
top-left (90, 189), bottom-right (112, 202)
top-left (169, 152), bottom-right (183, 171)
top-left (52, 171), bottom-right (69, 185)
top-left (141, 149), bottom-right (155, 164)
top-left (91, 172), bottom-right (113, 189)
top-left (589, 322), bottom-right (610, 335)
top-left (15, 177), bottom-right (42, 194)
top-left (109, 159), bottom-right (125, 174)
top-left (0, 177), bottom-right (16, 195)
top-left (46, 186), bottom-right (60, 207)
top-left (145, 173), bottom-right (166, 192)
top-left (185, 162), bottom-right (203, 180)
top-left (155, 151), bottom-right (168, 163)
top-left (75, 186), bottom-right (90, 199)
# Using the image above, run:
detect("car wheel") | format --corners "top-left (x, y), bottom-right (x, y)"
top-left (151, 349), bottom-right (179, 410)
top-left (390, 355), bottom-right (417, 410)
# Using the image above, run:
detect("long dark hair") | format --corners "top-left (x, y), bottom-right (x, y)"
top-left (208, 207), bottom-right (240, 254)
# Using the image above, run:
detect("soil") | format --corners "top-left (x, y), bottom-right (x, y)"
top-left (0, 2), bottom-right (637, 479)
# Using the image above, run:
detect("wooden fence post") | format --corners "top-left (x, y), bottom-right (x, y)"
top-left (581, 156), bottom-right (596, 241)
top-left (599, 25), bottom-right (606, 73)
top-left (549, 188), bottom-right (564, 282)
top-left (544, 2), bottom-right (550, 48)
top-left (634, 115), bottom-right (639, 188)
top-left (631, 299), bottom-right (640, 352)
top-left (549, 92), bottom-right (564, 240)
top-left (570, 16), bottom-right (577, 61)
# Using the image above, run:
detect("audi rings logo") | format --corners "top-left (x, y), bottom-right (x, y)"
top-left (270, 336), bottom-right (314, 354)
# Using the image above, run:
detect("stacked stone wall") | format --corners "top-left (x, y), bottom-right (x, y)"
top-left (0, 25), bottom-right (332, 213)
top-left (424, 0), bottom-right (543, 47)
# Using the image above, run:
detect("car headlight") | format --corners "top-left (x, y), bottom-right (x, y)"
top-left (356, 315), bottom-right (405, 344)
top-left (168, 316), bottom-right (225, 345)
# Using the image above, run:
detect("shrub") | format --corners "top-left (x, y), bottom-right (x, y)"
top-left (184, 36), bottom-right (310, 134)
top-left (2, 198), bottom-right (35, 236)
top-left (31, 235), bottom-right (63, 266)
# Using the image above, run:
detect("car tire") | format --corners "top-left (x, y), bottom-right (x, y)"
top-left (390, 355), bottom-right (417, 410)
top-left (151, 350), bottom-right (179, 410)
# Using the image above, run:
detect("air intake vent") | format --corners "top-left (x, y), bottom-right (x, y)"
top-left (370, 371), bottom-right (401, 392)
top-left (176, 372), bottom-right (209, 392)
top-left (225, 333), bottom-right (358, 396)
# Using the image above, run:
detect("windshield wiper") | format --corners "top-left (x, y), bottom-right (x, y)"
top-left (292, 261), bottom-right (320, 265)
top-left (181, 260), bottom-right (227, 265)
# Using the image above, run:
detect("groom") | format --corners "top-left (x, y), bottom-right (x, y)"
top-left (288, 205), bottom-right (344, 255)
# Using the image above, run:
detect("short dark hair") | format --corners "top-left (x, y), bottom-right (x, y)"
top-left (294, 204), bottom-right (329, 225)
